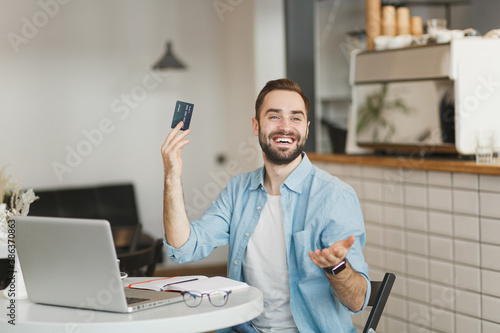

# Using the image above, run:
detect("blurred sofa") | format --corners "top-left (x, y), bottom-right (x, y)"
top-left (28, 183), bottom-right (163, 275)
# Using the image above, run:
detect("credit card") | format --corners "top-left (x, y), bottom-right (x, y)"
top-left (171, 101), bottom-right (194, 130)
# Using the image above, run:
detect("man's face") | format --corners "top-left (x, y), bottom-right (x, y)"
top-left (252, 90), bottom-right (310, 165)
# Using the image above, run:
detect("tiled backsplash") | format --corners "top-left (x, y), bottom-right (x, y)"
top-left (313, 162), bottom-right (500, 333)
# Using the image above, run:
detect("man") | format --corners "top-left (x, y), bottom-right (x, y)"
top-left (161, 79), bottom-right (370, 332)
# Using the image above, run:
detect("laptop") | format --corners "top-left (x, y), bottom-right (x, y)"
top-left (14, 216), bottom-right (183, 312)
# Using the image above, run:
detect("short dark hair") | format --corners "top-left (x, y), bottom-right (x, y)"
top-left (254, 78), bottom-right (310, 120)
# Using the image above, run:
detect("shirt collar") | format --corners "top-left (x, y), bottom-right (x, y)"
top-left (249, 152), bottom-right (312, 193)
top-left (249, 165), bottom-right (266, 191)
top-left (281, 152), bottom-right (312, 193)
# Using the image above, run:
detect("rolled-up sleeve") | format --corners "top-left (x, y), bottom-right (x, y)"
top-left (320, 186), bottom-right (371, 314)
top-left (164, 182), bottom-right (234, 263)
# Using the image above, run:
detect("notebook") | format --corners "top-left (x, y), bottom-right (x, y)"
top-left (13, 216), bottom-right (183, 313)
top-left (128, 275), bottom-right (249, 293)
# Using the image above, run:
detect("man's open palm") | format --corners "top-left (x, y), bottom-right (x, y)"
top-left (308, 235), bottom-right (355, 268)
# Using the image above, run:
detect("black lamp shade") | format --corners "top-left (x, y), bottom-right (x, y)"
top-left (153, 42), bottom-right (186, 70)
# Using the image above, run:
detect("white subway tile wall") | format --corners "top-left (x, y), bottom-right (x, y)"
top-left (315, 162), bottom-right (500, 332)
top-left (455, 289), bottom-right (481, 317)
top-left (428, 187), bottom-right (453, 212)
top-left (484, 320), bottom-right (500, 333)
top-left (405, 184), bottom-right (428, 209)
top-left (454, 214), bottom-right (480, 241)
top-left (481, 244), bottom-right (500, 271)
top-left (404, 169), bottom-right (427, 185)
top-left (430, 260), bottom-right (454, 285)
top-left (453, 190), bottom-right (479, 216)
top-left (363, 180), bottom-right (383, 202)
top-left (452, 173), bottom-right (478, 190)
top-left (481, 217), bottom-right (500, 244)
top-left (431, 308), bottom-right (455, 333)
top-left (479, 192), bottom-right (500, 218)
top-left (384, 205), bottom-right (405, 228)
top-left (479, 174), bottom-right (500, 192)
top-left (407, 209), bottom-right (429, 232)
top-left (428, 171), bottom-right (452, 187)
top-left (430, 235), bottom-right (454, 261)
top-left (456, 313), bottom-right (481, 333)
top-left (481, 269), bottom-right (500, 297)
top-left (384, 183), bottom-right (405, 205)
top-left (430, 283), bottom-right (454, 311)
top-left (482, 295), bottom-right (500, 324)
top-left (429, 211), bottom-right (453, 236)
top-left (454, 264), bottom-right (480, 292)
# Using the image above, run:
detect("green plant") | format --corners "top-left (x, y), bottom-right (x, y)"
top-left (356, 84), bottom-right (411, 142)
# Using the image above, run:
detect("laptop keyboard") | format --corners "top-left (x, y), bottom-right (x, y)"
top-left (126, 297), bottom-right (149, 305)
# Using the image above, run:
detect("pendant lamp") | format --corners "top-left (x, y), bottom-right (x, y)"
top-left (153, 41), bottom-right (187, 70)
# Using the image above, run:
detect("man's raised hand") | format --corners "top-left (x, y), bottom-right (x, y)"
top-left (161, 121), bottom-right (190, 180)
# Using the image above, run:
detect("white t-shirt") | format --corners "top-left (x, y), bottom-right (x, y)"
top-left (242, 194), bottom-right (299, 333)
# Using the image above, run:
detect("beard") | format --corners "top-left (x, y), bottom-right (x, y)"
top-left (258, 129), bottom-right (306, 165)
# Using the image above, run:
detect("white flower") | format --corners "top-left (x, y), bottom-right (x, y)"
top-left (0, 166), bottom-right (38, 241)
top-left (0, 203), bottom-right (10, 241)
top-left (11, 187), bottom-right (38, 216)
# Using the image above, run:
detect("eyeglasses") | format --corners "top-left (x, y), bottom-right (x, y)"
top-left (180, 290), bottom-right (232, 307)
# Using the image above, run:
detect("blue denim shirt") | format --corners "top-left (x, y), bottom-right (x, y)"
top-left (165, 154), bottom-right (370, 332)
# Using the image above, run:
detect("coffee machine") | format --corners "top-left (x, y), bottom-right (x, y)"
top-left (346, 38), bottom-right (500, 156)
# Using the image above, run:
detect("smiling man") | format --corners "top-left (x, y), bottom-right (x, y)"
top-left (254, 89), bottom-right (307, 167)
top-left (161, 79), bottom-right (370, 333)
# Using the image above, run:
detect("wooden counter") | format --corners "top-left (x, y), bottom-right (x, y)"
top-left (308, 153), bottom-right (500, 175)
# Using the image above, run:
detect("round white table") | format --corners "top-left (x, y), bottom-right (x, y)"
top-left (0, 277), bottom-right (263, 333)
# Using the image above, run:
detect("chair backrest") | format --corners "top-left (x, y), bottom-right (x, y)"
top-left (117, 236), bottom-right (164, 277)
top-left (29, 183), bottom-right (140, 227)
top-left (363, 272), bottom-right (396, 333)
top-left (112, 224), bottom-right (142, 254)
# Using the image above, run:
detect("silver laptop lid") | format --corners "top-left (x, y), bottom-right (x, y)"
top-left (14, 216), bottom-right (129, 312)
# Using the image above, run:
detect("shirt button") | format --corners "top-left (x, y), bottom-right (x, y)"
top-left (234, 260), bottom-right (239, 265)
top-left (245, 233), bottom-right (249, 237)
top-left (257, 206), bottom-right (261, 210)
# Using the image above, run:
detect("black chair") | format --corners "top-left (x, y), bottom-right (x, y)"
top-left (363, 272), bottom-right (396, 333)
top-left (29, 183), bottom-right (145, 255)
top-left (112, 224), bottom-right (142, 254)
top-left (29, 183), bottom-right (141, 228)
top-left (0, 259), bottom-right (13, 290)
top-left (118, 235), bottom-right (163, 277)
